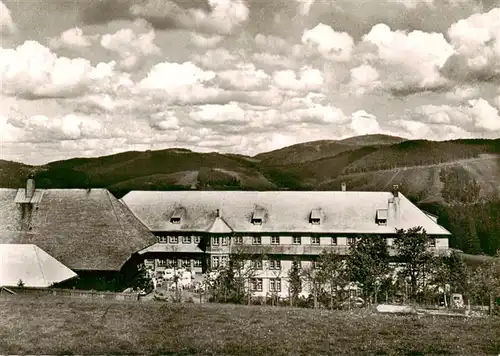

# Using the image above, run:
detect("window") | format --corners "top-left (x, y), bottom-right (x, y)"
top-left (193, 236), bottom-right (201, 244)
top-left (251, 278), bottom-right (263, 291)
top-left (182, 236), bottom-right (191, 244)
top-left (221, 256), bottom-right (228, 267)
top-left (158, 235), bottom-right (167, 243)
top-left (253, 236), bottom-right (262, 245)
top-left (311, 236), bottom-right (320, 245)
top-left (312, 260), bottom-right (321, 269)
top-left (347, 237), bottom-right (356, 245)
top-left (331, 237), bottom-right (337, 245)
top-left (162, 258), bottom-right (175, 268)
top-left (212, 237), bottom-right (220, 246)
top-left (251, 218), bottom-right (262, 225)
top-left (234, 236), bottom-right (243, 244)
top-left (253, 259), bottom-right (263, 270)
top-left (212, 256), bottom-right (220, 269)
top-left (269, 259), bottom-right (281, 270)
top-left (222, 237), bottom-right (229, 246)
top-left (170, 208), bottom-right (183, 224)
top-left (293, 236), bottom-right (301, 245)
top-left (169, 236), bottom-right (178, 244)
top-left (181, 259), bottom-right (191, 268)
top-left (269, 278), bottom-right (281, 292)
top-left (310, 208), bottom-right (321, 225)
top-left (157, 259), bottom-right (167, 267)
top-left (271, 236), bottom-right (280, 245)
top-left (193, 259), bottom-right (203, 267)
top-left (429, 238), bottom-right (436, 247)
top-left (376, 209), bottom-right (388, 225)
top-left (252, 208), bottom-right (265, 225)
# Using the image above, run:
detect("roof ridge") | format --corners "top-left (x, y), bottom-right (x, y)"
top-left (106, 190), bottom-right (125, 233)
top-left (33, 245), bottom-right (47, 286)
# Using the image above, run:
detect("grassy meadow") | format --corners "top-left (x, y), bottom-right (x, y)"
top-left (1, 296), bottom-right (500, 355)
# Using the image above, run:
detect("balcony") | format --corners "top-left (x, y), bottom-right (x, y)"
top-left (231, 244), bottom-right (351, 256)
top-left (138, 243), bottom-right (204, 255)
top-left (226, 244), bottom-right (449, 257)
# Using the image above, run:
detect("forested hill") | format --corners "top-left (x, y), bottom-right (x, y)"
top-left (1, 135), bottom-right (499, 256)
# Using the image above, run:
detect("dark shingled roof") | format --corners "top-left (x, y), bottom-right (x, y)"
top-left (0, 188), bottom-right (157, 271)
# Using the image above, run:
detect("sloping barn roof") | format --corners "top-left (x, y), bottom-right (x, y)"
top-left (0, 244), bottom-right (77, 287)
top-left (121, 191), bottom-right (451, 235)
top-left (0, 188), bottom-right (157, 271)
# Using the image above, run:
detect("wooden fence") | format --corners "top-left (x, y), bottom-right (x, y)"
top-left (1, 286), bottom-right (140, 301)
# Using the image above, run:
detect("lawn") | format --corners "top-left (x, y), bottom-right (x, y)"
top-left (1, 296), bottom-right (499, 355)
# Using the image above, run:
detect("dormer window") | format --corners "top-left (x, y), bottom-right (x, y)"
top-left (251, 207), bottom-right (265, 225)
top-left (170, 208), bottom-right (183, 224)
top-left (376, 209), bottom-right (388, 225)
top-left (310, 208), bottom-right (321, 225)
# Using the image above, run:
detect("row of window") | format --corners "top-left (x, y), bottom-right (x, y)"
top-left (156, 258), bottom-right (203, 268)
top-left (157, 235), bottom-right (201, 244)
top-left (211, 257), bottom-right (320, 270)
top-left (250, 278), bottom-right (282, 292)
top-left (247, 236), bottom-right (342, 245)
top-left (158, 235), bottom-right (438, 247)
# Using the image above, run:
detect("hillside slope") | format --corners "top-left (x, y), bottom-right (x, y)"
top-left (1, 136), bottom-right (500, 256)
top-left (1, 137), bottom-right (498, 199)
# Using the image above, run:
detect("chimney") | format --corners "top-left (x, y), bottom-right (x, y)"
top-left (389, 185), bottom-right (401, 225)
top-left (392, 184), bottom-right (399, 198)
top-left (25, 175), bottom-right (35, 200)
top-left (341, 182), bottom-right (347, 192)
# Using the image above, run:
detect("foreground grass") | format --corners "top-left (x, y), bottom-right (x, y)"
top-left (1, 296), bottom-right (499, 355)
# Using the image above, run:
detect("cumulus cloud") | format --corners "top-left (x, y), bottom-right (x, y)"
top-left (296, 0), bottom-right (316, 16)
top-left (129, 0), bottom-right (249, 35)
top-left (493, 95), bottom-right (500, 109)
top-left (411, 97), bottom-right (500, 133)
top-left (272, 66), bottom-right (324, 92)
top-left (0, 1), bottom-right (15, 35)
top-left (217, 63), bottom-right (270, 91)
top-left (350, 110), bottom-right (381, 135)
top-left (361, 23), bottom-right (454, 94)
top-left (101, 28), bottom-right (161, 70)
top-left (349, 64), bottom-right (381, 95)
top-left (137, 61), bottom-right (226, 104)
top-left (301, 23), bottom-right (354, 61)
top-left (445, 86), bottom-right (481, 101)
top-left (396, 0), bottom-right (434, 9)
top-left (49, 27), bottom-right (97, 49)
top-left (190, 33), bottom-right (224, 48)
top-left (6, 113), bottom-right (104, 142)
top-left (191, 48), bottom-right (242, 70)
top-left (0, 41), bottom-right (122, 98)
top-left (442, 8), bottom-right (500, 82)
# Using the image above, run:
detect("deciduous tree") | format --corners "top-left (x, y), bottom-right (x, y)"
top-left (394, 227), bottom-right (434, 302)
top-left (347, 235), bottom-right (391, 305)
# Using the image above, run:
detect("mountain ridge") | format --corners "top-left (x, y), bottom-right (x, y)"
top-left (1, 134), bottom-right (500, 256)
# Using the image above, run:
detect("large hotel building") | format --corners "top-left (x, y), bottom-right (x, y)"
top-left (121, 185), bottom-right (451, 298)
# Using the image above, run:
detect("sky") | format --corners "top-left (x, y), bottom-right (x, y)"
top-left (0, 0), bottom-right (499, 165)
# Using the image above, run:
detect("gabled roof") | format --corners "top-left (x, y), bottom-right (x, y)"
top-left (121, 191), bottom-right (451, 235)
top-left (0, 188), bottom-right (157, 271)
top-left (0, 244), bottom-right (77, 288)
top-left (208, 216), bottom-right (233, 234)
